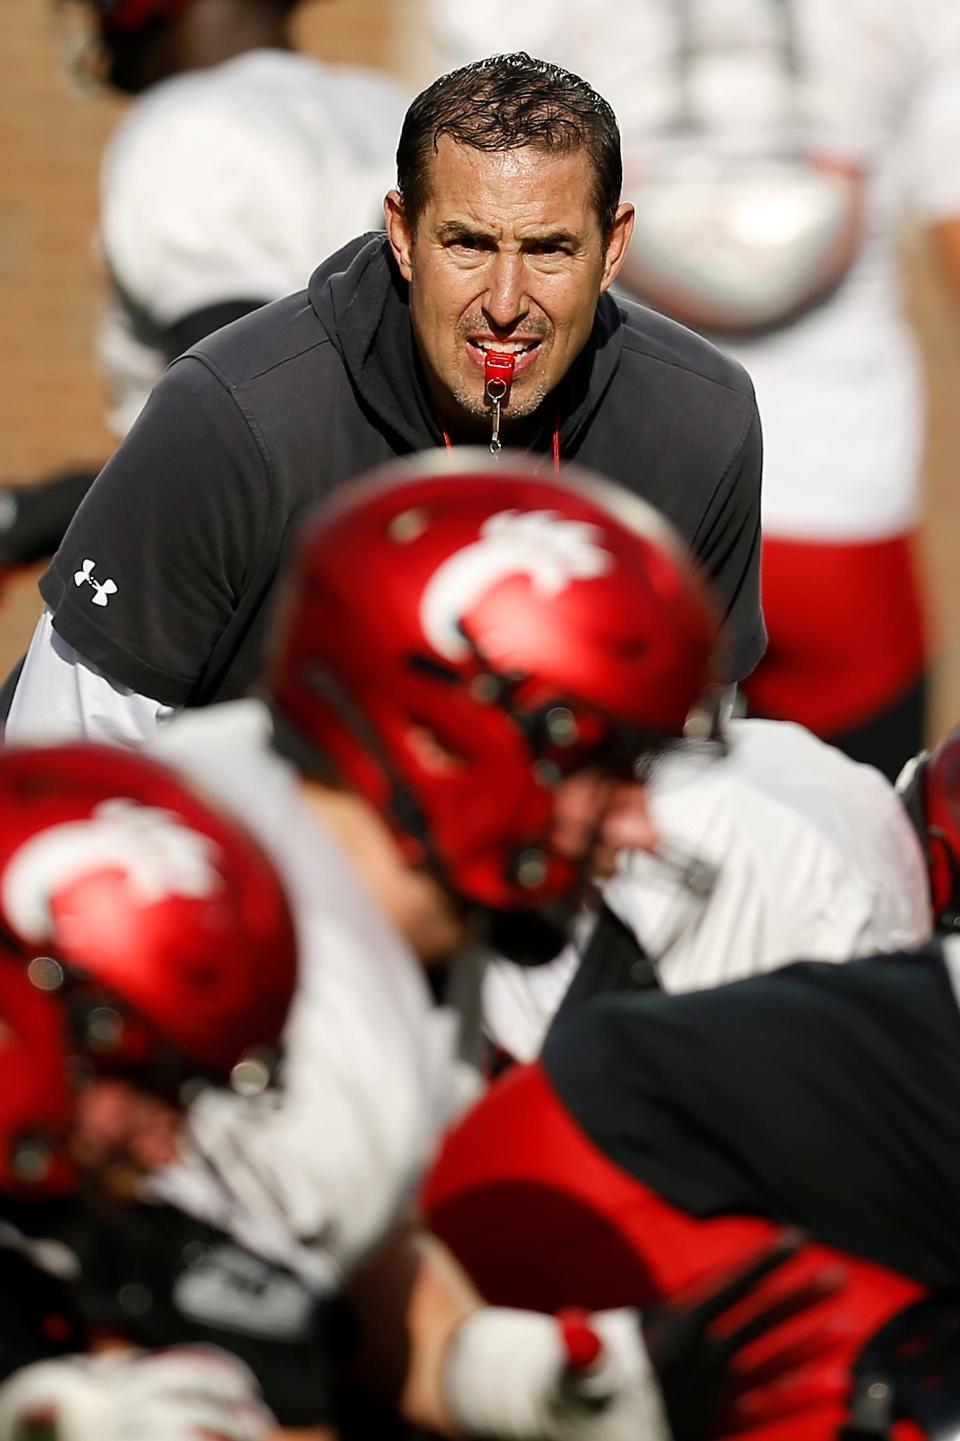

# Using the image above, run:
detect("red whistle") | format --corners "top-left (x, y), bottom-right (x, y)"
top-left (484, 350), bottom-right (516, 404)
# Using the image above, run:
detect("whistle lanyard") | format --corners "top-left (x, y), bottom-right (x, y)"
top-left (437, 347), bottom-right (562, 469)
top-left (439, 423), bottom-right (562, 472)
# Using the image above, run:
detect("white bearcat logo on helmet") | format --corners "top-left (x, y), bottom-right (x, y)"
top-left (420, 509), bottom-right (612, 661)
top-left (2, 798), bottom-right (223, 943)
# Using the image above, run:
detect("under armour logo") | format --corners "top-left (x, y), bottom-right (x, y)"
top-left (73, 558), bottom-right (117, 607)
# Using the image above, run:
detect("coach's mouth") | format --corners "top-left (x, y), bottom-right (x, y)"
top-left (467, 337), bottom-right (541, 377)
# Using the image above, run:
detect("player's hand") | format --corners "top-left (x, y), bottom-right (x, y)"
top-left (641, 1229), bottom-right (845, 1439)
top-left (444, 1232), bottom-right (842, 1440)
top-left (445, 1302), bottom-right (674, 1440)
top-left (0, 1344), bottom-right (276, 1441)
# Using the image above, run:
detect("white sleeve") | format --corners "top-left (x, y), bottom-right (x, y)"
top-left (102, 99), bottom-right (308, 325)
top-left (5, 609), bottom-right (174, 746)
top-left (605, 723), bottom-right (933, 994)
top-left (100, 70), bottom-right (405, 328)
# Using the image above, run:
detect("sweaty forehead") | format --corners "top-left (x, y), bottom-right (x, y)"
top-left (422, 137), bottom-right (600, 238)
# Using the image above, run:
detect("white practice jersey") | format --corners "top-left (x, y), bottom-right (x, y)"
top-left (98, 49), bottom-right (407, 435)
top-left (483, 719), bottom-right (932, 1063)
top-left (427, 0), bottom-right (960, 540)
top-left (146, 700), bottom-right (459, 1293)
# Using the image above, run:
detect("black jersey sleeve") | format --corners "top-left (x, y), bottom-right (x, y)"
top-left (70, 1202), bottom-right (339, 1426)
top-left (38, 356), bottom-right (278, 708)
top-left (691, 404), bottom-right (765, 684)
top-left (542, 946), bottom-right (960, 1288)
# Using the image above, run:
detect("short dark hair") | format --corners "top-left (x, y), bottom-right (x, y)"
top-left (396, 52), bottom-right (622, 238)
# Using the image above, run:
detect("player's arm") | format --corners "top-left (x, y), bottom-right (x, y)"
top-left (345, 1222), bottom-right (840, 1440)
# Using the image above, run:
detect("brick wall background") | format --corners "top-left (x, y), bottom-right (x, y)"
top-left (2, 0), bottom-right (959, 742)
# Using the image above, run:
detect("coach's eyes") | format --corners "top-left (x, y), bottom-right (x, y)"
top-left (446, 235), bottom-right (494, 254)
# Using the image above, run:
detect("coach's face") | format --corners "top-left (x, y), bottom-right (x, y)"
top-left (385, 138), bottom-right (633, 438)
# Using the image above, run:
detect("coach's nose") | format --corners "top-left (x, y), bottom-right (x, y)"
top-left (483, 251), bottom-right (530, 333)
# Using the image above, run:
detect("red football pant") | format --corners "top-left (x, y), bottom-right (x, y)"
top-left (742, 533), bottom-right (927, 737)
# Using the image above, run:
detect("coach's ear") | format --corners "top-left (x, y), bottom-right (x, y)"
top-left (600, 202), bottom-right (635, 295)
top-left (385, 190), bottom-right (414, 283)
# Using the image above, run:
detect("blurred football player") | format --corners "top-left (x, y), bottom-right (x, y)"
top-left (0, 0), bottom-right (405, 584)
top-left (0, 868), bottom-right (277, 1441)
top-left (0, 741), bottom-right (297, 1436)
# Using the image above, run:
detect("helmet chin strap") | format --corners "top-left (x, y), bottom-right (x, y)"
top-left (484, 352), bottom-right (515, 457)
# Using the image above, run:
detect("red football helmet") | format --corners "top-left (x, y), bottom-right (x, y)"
top-left (0, 964), bottom-right (76, 1199)
top-left (0, 744), bottom-right (297, 1088)
top-left (269, 451), bottom-right (723, 914)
